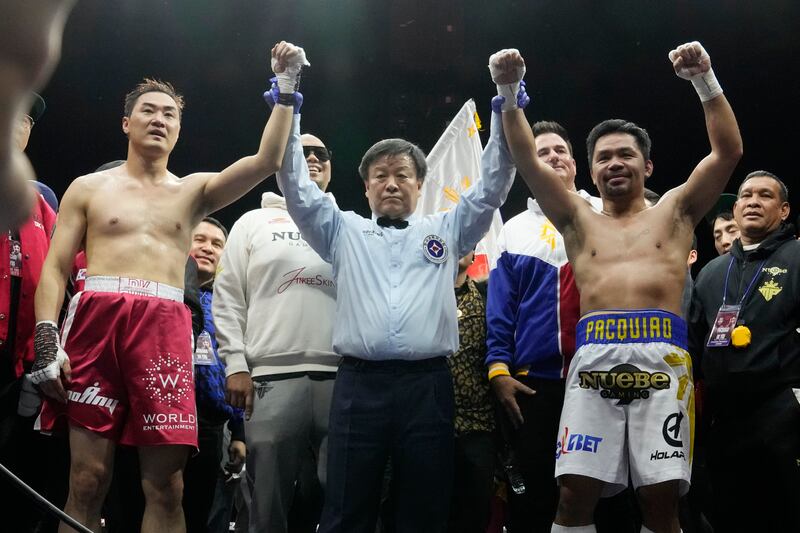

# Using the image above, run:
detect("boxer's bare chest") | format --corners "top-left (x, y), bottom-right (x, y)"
top-left (566, 207), bottom-right (692, 313)
top-left (86, 176), bottom-right (199, 241)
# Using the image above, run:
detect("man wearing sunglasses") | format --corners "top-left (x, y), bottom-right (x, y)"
top-left (214, 133), bottom-right (339, 533)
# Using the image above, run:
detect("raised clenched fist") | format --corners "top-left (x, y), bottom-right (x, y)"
top-left (669, 41), bottom-right (712, 80)
top-left (489, 48), bottom-right (526, 85)
top-left (271, 41), bottom-right (308, 75)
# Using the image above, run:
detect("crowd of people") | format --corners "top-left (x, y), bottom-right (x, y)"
top-left (0, 4), bottom-right (798, 533)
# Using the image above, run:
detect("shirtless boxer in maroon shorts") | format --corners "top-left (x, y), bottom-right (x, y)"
top-left (30, 42), bottom-right (307, 533)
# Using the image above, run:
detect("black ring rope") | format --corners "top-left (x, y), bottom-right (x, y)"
top-left (0, 461), bottom-right (93, 533)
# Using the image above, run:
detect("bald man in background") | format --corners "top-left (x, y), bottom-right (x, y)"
top-left (215, 121), bottom-right (339, 533)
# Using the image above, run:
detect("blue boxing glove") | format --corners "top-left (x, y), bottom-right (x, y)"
top-left (263, 77), bottom-right (303, 114)
top-left (491, 80), bottom-right (530, 114)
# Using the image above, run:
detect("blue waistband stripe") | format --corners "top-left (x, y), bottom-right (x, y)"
top-left (576, 309), bottom-right (687, 349)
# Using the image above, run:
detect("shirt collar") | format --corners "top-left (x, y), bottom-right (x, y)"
top-left (371, 210), bottom-right (420, 226)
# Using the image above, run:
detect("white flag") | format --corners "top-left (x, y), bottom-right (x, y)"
top-left (417, 99), bottom-right (502, 279)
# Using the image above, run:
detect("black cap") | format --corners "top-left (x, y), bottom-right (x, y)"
top-left (704, 193), bottom-right (737, 226)
top-left (29, 93), bottom-right (46, 123)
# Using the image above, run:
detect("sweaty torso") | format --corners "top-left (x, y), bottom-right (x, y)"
top-left (564, 195), bottom-right (693, 316)
top-left (81, 169), bottom-right (207, 288)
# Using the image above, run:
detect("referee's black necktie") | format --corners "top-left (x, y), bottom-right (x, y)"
top-left (376, 216), bottom-right (408, 229)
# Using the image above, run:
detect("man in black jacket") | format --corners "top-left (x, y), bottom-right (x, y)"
top-left (689, 170), bottom-right (800, 532)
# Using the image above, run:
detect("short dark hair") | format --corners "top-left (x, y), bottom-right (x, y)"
top-left (124, 78), bottom-right (184, 118)
top-left (358, 139), bottom-right (427, 182)
top-left (691, 234), bottom-right (698, 251)
top-left (532, 120), bottom-right (573, 156)
top-left (738, 170), bottom-right (789, 202)
top-left (644, 188), bottom-right (661, 206)
top-left (201, 216), bottom-right (228, 240)
top-left (586, 119), bottom-right (652, 167)
top-left (714, 211), bottom-right (735, 225)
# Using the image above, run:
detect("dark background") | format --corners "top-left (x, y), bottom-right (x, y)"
top-left (26, 0), bottom-right (800, 271)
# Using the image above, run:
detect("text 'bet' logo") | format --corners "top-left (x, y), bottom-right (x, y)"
top-left (579, 364), bottom-right (670, 405)
top-left (662, 412), bottom-right (683, 447)
top-left (555, 427), bottom-right (603, 460)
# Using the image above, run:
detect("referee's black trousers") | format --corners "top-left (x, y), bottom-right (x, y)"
top-left (318, 356), bottom-right (454, 533)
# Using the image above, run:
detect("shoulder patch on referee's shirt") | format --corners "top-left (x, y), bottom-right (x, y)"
top-left (422, 235), bottom-right (448, 264)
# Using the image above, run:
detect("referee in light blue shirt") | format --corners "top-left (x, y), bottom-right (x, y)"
top-left (276, 90), bottom-right (518, 532)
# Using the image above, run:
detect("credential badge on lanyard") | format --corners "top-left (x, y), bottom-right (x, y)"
top-left (193, 331), bottom-right (215, 365)
top-left (707, 257), bottom-right (766, 348)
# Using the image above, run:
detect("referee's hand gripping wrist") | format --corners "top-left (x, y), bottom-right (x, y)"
top-left (270, 40), bottom-right (310, 95)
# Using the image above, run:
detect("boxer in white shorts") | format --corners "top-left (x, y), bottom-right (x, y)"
top-left (492, 39), bottom-right (741, 532)
top-left (556, 310), bottom-right (693, 497)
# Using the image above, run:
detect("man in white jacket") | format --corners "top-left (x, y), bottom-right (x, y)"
top-left (213, 133), bottom-right (338, 533)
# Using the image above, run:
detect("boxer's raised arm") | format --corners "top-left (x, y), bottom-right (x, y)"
top-left (671, 42), bottom-right (743, 225)
top-left (196, 41), bottom-right (306, 215)
top-left (494, 49), bottom-right (583, 232)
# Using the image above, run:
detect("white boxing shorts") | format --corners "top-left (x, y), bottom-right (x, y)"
top-left (555, 309), bottom-right (694, 496)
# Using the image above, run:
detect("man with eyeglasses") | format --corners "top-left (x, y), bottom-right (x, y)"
top-left (0, 92), bottom-right (59, 532)
top-left (214, 131), bottom-right (339, 533)
top-left (15, 96), bottom-right (42, 154)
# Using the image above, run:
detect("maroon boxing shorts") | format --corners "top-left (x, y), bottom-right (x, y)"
top-left (38, 276), bottom-right (197, 448)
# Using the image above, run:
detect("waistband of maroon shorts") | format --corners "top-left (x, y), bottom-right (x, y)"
top-left (84, 276), bottom-right (183, 303)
